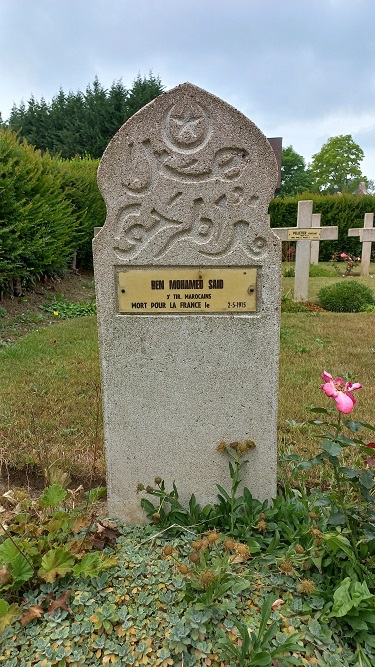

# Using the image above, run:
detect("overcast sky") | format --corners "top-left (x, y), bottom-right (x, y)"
top-left (1, 0), bottom-right (375, 179)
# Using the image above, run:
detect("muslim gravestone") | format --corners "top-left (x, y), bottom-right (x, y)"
top-left (93, 83), bottom-right (281, 522)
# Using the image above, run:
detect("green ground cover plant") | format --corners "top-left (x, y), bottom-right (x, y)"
top-left (0, 273), bottom-right (95, 345)
top-left (41, 298), bottom-right (96, 319)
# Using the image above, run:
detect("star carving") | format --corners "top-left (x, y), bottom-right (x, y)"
top-left (170, 111), bottom-right (204, 142)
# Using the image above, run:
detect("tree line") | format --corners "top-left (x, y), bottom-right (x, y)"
top-left (0, 73), bottom-right (373, 294)
top-left (2, 73), bottom-right (371, 197)
top-left (4, 73), bottom-right (164, 160)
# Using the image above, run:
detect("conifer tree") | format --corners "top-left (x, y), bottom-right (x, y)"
top-left (7, 73), bottom-right (165, 158)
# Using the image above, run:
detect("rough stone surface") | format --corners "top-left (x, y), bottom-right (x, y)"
top-left (93, 83), bottom-right (281, 522)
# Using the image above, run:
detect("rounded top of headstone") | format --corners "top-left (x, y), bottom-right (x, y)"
top-left (98, 82), bottom-right (277, 198)
top-left (96, 82), bottom-right (279, 264)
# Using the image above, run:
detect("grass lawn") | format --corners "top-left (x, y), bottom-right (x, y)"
top-left (0, 271), bottom-right (374, 485)
top-left (0, 316), bottom-right (103, 484)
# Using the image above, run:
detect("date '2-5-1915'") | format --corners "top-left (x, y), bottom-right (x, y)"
top-left (227, 302), bottom-right (247, 309)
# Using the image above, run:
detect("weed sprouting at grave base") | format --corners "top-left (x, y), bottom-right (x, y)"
top-left (0, 485), bottom-right (110, 599)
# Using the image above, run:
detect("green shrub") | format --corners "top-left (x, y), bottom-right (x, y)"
top-left (281, 295), bottom-right (309, 312)
top-left (318, 280), bottom-right (374, 312)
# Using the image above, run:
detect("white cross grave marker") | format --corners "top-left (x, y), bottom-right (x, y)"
top-left (272, 200), bottom-right (338, 301)
top-left (348, 213), bottom-right (374, 277)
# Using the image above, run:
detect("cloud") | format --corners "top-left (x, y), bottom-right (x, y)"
top-left (0, 0), bottom-right (374, 176)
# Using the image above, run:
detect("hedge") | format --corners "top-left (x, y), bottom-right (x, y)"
top-left (269, 193), bottom-right (375, 261)
top-left (0, 128), bottom-right (106, 293)
top-left (1, 125), bottom-right (374, 293)
top-left (55, 156), bottom-right (106, 268)
top-left (0, 128), bottom-right (78, 293)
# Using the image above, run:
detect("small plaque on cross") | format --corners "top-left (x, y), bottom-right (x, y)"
top-left (287, 229), bottom-right (321, 241)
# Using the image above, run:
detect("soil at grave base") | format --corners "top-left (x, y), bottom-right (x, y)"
top-left (305, 302), bottom-right (326, 312)
top-left (0, 270), bottom-right (96, 343)
top-left (0, 466), bottom-right (108, 515)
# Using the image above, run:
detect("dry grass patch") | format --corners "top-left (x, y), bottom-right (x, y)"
top-left (0, 316), bottom-right (104, 483)
top-left (278, 311), bottom-right (375, 486)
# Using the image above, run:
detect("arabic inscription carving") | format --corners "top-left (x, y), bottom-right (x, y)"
top-left (113, 97), bottom-right (267, 260)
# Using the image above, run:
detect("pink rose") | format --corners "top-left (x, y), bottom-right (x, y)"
top-left (321, 371), bottom-right (362, 414)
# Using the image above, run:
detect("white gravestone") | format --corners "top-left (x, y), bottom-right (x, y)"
top-left (93, 83), bottom-right (281, 522)
top-left (348, 213), bottom-right (374, 277)
top-left (273, 201), bottom-right (338, 301)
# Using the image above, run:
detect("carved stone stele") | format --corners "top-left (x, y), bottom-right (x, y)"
top-left (93, 83), bottom-right (281, 522)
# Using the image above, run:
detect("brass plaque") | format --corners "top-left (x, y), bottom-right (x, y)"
top-left (287, 229), bottom-right (321, 240)
top-left (117, 267), bottom-right (257, 314)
